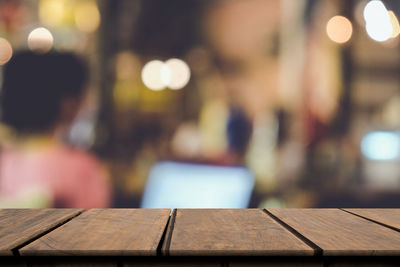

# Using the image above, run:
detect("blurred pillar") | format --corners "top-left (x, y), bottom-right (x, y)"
top-left (95, 0), bottom-right (142, 156)
top-left (279, 0), bottom-right (307, 112)
top-left (94, 0), bottom-right (118, 156)
top-left (330, 0), bottom-right (354, 137)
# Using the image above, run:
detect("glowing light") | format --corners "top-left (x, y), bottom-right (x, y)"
top-left (259, 197), bottom-right (286, 208)
top-left (0, 38), bottom-right (13, 65)
top-left (326, 16), bottom-right (353, 44)
top-left (115, 51), bottom-right (141, 80)
top-left (28, 27), bottom-right (54, 54)
top-left (165, 58), bottom-right (191, 90)
top-left (74, 0), bottom-right (101, 33)
top-left (364, 0), bottom-right (392, 42)
top-left (39, 0), bottom-right (68, 27)
top-left (388, 10), bottom-right (400, 38)
top-left (160, 64), bottom-right (171, 86)
top-left (361, 131), bottom-right (400, 160)
top-left (141, 60), bottom-right (170, 91)
top-left (141, 58), bottom-right (191, 91)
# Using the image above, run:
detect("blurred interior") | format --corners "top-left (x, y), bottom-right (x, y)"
top-left (1, 0), bottom-right (400, 208)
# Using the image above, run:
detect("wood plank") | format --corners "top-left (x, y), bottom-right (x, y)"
top-left (0, 209), bottom-right (83, 256)
top-left (20, 209), bottom-right (170, 256)
top-left (268, 209), bottom-right (400, 256)
top-left (343, 209), bottom-right (400, 231)
top-left (166, 209), bottom-right (314, 256)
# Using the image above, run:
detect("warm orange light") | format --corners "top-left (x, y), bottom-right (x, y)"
top-left (74, 0), bottom-right (101, 33)
top-left (0, 38), bottom-right (13, 65)
top-left (388, 10), bottom-right (400, 38)
top-left (326, 15), bottom-right (353, 44)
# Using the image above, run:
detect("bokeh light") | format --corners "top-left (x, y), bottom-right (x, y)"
top-left (258, 197), bottom-right (286, 208)
top-left (74, 0), bottom-right (101, 33)
top-left (363, 0), bottom-right (392, 42)
top-left (28, 27), bottom-right (54, 53)
top-left (361, 131), bottom-right (400, 161)
top-left (165, 58), bottom-right (191, 90)
top-left (326, 15), bottom-right (353, 44)
top-left (0, 38), bottom-right (13, 65)
top-left (115, 51), bottom-right (141, 80)
top-left (388, 10), bottom-right (400, 38)
top-left (39, 0), bottom-right (68, 27)
top-left (141, 60), bottom-right (171, 91)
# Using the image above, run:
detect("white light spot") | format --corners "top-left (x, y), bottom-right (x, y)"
top-left (160, 63), bottom-right (171, 86)
top-left (141, 60), bottom-right (168, 91)
top-left (165, 58), bottom-right (191, 90)
top-left (363, 0), bottom-right (393, 42)
top-left (27, 27), bottom-right (54, 54)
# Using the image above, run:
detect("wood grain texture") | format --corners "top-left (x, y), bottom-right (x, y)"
top-left (20, 209), bottom-right (170, 256)
top-left (268, 209), bottom-right (400, 256)
top-left (167, 209), bottom-right (314, 256)
top-left (343, 209), bottom-right (400, 231)
top-left (0, 209), bottom-right (83, 256)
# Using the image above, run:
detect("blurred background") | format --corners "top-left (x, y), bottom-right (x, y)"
top-left (1, 0), bottom-right (400, 208)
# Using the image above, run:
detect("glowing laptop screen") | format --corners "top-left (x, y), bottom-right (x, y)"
top-left (141, 161), bottom-right (255, 209)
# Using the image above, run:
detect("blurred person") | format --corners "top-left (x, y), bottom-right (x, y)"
top-left (0, 51), bottom-right (111, 208)
top-left (223, 107), bottom-right (253, 165)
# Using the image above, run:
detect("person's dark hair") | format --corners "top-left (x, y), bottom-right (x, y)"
top-left (1, 51), bottom-right (88, 134)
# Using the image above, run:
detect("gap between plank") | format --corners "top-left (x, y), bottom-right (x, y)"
top-left (156, 210), bottom-right (172, 256)
top-left (263, 209), bottom-right (323, 256)
top-left (161, 209), bottom-right (177, 256)
top-left (339, 208), bottom-right (400, 233)
top-left (11, 210), bottom-right (84, 256)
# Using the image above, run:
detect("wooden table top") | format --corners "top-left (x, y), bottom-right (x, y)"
top-left (1, 208), bottom-right (400, 258)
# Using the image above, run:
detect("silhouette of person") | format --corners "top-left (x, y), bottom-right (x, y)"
top-left (0, 51), bottom-right (111, 208)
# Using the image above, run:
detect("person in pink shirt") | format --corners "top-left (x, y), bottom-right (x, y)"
top-left (0, 51), bottom-right (111, 208)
